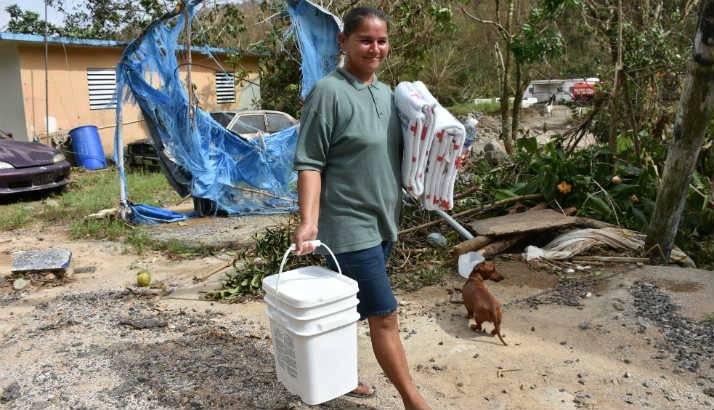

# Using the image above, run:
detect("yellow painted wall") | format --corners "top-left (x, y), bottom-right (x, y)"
top-left (17, 44), bottom-right (258, 156)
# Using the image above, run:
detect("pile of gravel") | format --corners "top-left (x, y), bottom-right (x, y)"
top-left (0, 290), bottom-right (305, 409)
top-left (631, 281), bottom-right (714, 373)
top-left (510, 275), bottom-right (605, 308)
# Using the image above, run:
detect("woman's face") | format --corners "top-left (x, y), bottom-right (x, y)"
top-left (339, 17), bottom-right (389, 79)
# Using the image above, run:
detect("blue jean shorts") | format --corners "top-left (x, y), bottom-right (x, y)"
top-left (325, 241), bottom-right (398, 320)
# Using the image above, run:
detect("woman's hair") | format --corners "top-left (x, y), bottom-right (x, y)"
top-left (342, 7), bottom-right (388, 37)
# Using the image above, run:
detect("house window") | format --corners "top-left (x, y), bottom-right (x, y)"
top-left (215, 71), bottom-right (236, 104)
top-left (87, 68), bottom-right (117, 110)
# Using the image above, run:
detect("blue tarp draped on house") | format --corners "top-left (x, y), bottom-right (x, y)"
top-left (113, 0), bottom-right (341, 223)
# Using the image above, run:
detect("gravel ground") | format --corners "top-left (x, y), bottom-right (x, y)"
top-left (0, 290), bottom-right (315, 409)
top-left (631, 281), bottom-right (714, 374)
top-left (508, 272), bottom-right (616, 308)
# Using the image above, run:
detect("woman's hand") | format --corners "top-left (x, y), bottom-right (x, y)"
top-left (292, 223), bottom-right (318, 255)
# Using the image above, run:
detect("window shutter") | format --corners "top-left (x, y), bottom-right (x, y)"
top-left (87, 68), bottom-right (117, 110)
top-left (216, 72), bottom-right (236, 104)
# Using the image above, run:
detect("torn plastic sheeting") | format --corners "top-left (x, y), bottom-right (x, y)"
top-left (113, 0), bottom-right (301, 223)
top-left (287, 0), bottom-right (342, 99)
top-left (523, 227), bottom-right (695, 267)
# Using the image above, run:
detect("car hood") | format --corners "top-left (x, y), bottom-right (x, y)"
top-left (0, 138), bottom-right (55, 168)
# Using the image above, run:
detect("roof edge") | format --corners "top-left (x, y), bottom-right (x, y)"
top-left (0, 31), bottom-right (264, 57)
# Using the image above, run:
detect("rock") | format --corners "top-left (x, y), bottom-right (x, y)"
top-left (12, 278), bottom-right (29, 290)
top-left (72, 266), bottom-right (96, 274)
top-left (578, 321), bottom-right (590, 330)
top-left (613, 302), bottom-right (626, 311)
top-left (11, 248), bottom-right (71, 273)
top-left (703, 388), bottom-right (714, 398)
top-left (0, 382), bottom-right (20, 403)
top-left (426, 232), bottom-right (448, 248)
top-left (119, 317), bottom-right (168, 329)
top-left (473, 353), bottom-right (480, 359)
top-left (44, 273), bottom-right (57, 281)
top-left (483, 141), bottom-right (508, 165)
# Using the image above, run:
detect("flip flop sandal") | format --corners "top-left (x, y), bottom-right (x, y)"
top-left (345, 382), bottom-right (376, 398)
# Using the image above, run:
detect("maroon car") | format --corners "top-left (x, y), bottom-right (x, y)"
top-left (0, 131), bottom-right (71, 196)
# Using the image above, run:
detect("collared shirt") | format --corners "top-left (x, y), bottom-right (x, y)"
top-left (293, 67), bottom-right (403, 254)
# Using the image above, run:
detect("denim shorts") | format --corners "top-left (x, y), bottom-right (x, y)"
top-left (325, 241), bottom-right (398, 320)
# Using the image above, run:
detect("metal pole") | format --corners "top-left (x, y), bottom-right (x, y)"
top-left (434, 209), bottom-right (474, 240)
top-left (44, 0), bottom-right (49, 142)
top-left (183, 1), bottom-right (194, 123)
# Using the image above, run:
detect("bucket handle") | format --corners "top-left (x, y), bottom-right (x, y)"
top-left (274, 240), bottom-right (342, 296)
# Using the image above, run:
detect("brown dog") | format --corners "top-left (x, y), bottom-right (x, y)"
top-left (462, 261), bottom-right (507, 346)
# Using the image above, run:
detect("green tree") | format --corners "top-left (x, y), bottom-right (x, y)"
top-left (5, 4), bottom-right (62, 35)
top-left (462, 0), bottom-right (572, 155)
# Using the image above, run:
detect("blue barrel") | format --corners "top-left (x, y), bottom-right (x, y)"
top-left (69, 125), bottom-right (107, 170)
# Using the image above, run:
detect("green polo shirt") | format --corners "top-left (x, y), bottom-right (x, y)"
top-left (293, 68), bottom-right (403, 254)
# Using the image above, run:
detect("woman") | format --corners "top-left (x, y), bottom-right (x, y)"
top-left (291, 7), bottom-right (431, 410)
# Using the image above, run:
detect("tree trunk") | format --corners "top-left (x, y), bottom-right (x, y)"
top-left (645, 0), bottom-right (714, 264)
top-left (499, 0), bottom-right (515, 156)
top-left (607, 0), bottom-right (624, 156)
top-left (499, 49), bottom-right (513, 155)
top-left (510, 59), bottom-right (528, 146)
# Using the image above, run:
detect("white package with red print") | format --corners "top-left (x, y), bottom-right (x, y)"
top-left (394, 81), bottom-right (436, 196)
top-left (395, 81), bottom-right (465, 210)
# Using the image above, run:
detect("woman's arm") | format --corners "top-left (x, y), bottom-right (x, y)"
top-left (292, 169), bottom-right (322, 255)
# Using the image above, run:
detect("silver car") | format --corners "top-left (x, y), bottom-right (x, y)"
top-left (210, 110), bottom-right (298, 141)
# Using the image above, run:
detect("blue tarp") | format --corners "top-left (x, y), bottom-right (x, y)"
top-left (113, 0), bottom-right (341, 223)
top-left (287, 0), bottom-right (342, 99)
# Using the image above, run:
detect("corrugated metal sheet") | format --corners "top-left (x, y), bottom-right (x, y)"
top-left (215, 72), bottom-right (235, 104)
top-left (87, 68), bottom-right (117, 110)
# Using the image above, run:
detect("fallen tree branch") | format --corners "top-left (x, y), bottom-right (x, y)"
top-left (451, 235), bottom-right (494, 256)
top-left (573, 217), bottom-right (618, 229)
top-left (573, 256), bottom-right (648, 263)
top-left (85, 208), bottom-right (118, 220)
top-left (478, 235), bottom-right (527, 259)
top-left (193, 259), bottom-right (235, 283)
top-left (453, 185), bottom-right (481, 200)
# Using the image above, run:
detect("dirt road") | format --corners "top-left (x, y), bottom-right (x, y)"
top-left (1, 226), bottom-right (713, 409)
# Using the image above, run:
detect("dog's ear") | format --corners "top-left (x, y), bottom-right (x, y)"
top-left (482, 261), bottom-right (496, 272)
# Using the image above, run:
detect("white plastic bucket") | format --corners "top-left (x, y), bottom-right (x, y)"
top-left (262, 240), bottom-right (360, 405)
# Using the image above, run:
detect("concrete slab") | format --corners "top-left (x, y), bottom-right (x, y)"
top-left (11, 249), bottom-right (72, 273)
top-left (469, 208), bottom-right (575, 236)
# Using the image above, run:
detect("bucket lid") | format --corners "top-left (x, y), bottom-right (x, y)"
top-left (262, 266), bottom-right (358, 309)
top-left (266, 304), bottom-right (359, 337)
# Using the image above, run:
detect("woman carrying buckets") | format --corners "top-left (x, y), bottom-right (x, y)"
top-left (292, 7), bottom-right (431, 410)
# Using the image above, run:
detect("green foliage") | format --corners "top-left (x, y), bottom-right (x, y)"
top-left (0, 203), bottom-right (33, 231)
top-left (206, 222), bottom-right (321, 301)
top-left (6, 4), bottom-right (62, 35)
top-left (192, 3), bottom-right (247, 48)
top-left (476, 138), bottom-right (714, 268)
top-left (254, 24), bottom-right (302, 118)
top-left (503, 138), bottom-right (659, 230)
top-left (1, 167), bottom-right (178, 230)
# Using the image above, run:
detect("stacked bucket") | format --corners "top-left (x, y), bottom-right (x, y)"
top-left (262, 241), bottom-right (360, 405)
